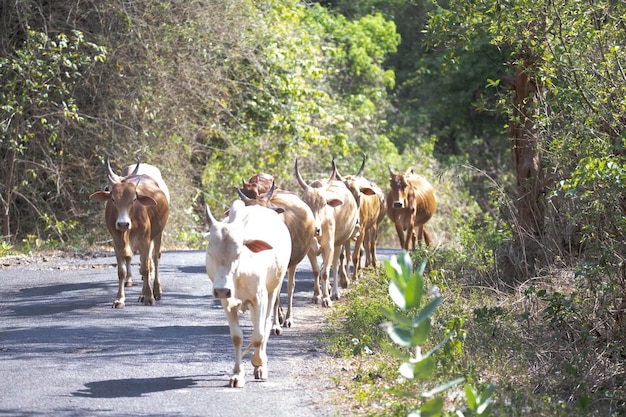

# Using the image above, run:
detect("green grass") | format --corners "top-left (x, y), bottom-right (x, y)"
top-left (324, 248), bottom-right (626, 416)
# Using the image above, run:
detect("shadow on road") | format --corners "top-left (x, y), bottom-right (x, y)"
top-left (71, 376), bottom-right (198, 398)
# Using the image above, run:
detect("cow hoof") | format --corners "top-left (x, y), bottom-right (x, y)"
top-left (322, 298), bottom-right (333, 308)
top-left (229, 376), bottom-right (245, 388)
top-left (254, 366), bottom-right (267, 380)
top-left (271, 326), bottom-right (283, 336)
top-left (312, 295), bottom-right (322, 305)
top-left (124, 280), bottom-right (133, 287)
top-left (112, 300), bottom-right (125, 309)
top-left (340, 278), bottom-right (350, 289)
top-left (284, 318), bottom-right (293, 328)
top-left (139, 296), bottom-right (156, 306)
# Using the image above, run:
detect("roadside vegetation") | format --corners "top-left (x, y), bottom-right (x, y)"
top-left (2, 0), bottom-right (626, 415)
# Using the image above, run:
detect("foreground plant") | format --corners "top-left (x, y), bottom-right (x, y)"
top-left (382, 251), bottom-right (495, 417)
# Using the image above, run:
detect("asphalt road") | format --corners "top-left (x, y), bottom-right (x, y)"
top-left (1, 249), bottom-right (391, 417)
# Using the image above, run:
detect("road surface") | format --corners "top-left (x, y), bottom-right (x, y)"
top-left (0, 249), bottom-right (367, 417)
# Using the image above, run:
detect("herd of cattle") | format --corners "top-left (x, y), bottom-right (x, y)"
top-left (89, 156), bottom-right (437, 388)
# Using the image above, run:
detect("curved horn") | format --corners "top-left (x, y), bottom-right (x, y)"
top-left (388, 165), bottom-right (396, 176)
top-left (294, 159), bottom-right (309, 191)
top-left (356, 154), bottom-right (366, 177)
top-left (329, 158), bottom-right (338, 182)
top-left (236, 188), bottom-right (252, 203)
top-left (204, 203), bottom-right (217, 228)
top-left (106, 157), bottom-right (121, 183)
top-left (333, 159), bottom-right (345, 182)
top-left (130, 159), bottom-right (140, 176)
top-left (264, 180), bottom-right (276, 202)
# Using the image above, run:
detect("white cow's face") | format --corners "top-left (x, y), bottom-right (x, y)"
top-left (206, 222), bottom-right (243, 302)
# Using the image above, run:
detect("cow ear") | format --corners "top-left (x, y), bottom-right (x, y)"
top-left (89, 191), bottom-right (110, 202)
top-left (137, 195), bottom-right (157, 206)
top-left (245, 239), bottom-right (274, 253)
top-left (360, 186), bottom-right (377, 196)
top-left (327, 198), bottom-right (343, 208)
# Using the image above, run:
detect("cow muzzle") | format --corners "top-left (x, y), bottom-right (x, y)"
top-left (392, 201), bottom-right (404, 209)
top-left (116, 221), bottom-right (131, 231)
top-left (213, 288), bottom-right (232, 298)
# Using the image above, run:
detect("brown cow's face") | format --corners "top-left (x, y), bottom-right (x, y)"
top-left (108, 181), bottom-right (157, 231)
top-left (389, 174), bottom-right (409, 209)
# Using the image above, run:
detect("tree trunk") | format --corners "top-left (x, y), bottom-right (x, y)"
top-left (509, 62), bottom-right (544, 237)
top-left (2, 148), bottom-right (16, 241)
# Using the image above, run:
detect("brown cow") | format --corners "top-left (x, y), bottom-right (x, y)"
top-left (386, 166), bottom-right (436, 250)
top-left (336, 156), bottom-right (384, 282)
top-left (89, 159), bottom-right (170, 308)
top-left (295, 159), bottom-right (358, 307)
top-left (236, 181), bottom-right (316, 331)
top-left (239, 173), bottom-right (275, 199)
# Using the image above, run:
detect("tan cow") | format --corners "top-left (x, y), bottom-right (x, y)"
top-left (236, 181), bottom-right (316, 331)
top-left (335, 156), bottom-right (384, 282)
top-left (295, 159), bottom-right (358, 307)
top-left (89, 159), bottom-right (170, 308)
top-left (204, 200), bottom-right (291, 388)
top-left (386, 166), bottom-right (437, 250)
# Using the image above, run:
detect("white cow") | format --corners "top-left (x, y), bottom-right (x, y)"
top-left (204, 200), bottom-right (291, 388)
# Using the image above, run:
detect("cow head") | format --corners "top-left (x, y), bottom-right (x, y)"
top-left (295, 159), bottom-right (344, 237)
top-left (204, 200), bottom-right (275, 309)
top-left (238, 173), bottom-right (275, 199)
top-left (236, 181), bottom-right (285, 214)
top-left (388, 166), bottom-right (411, 209)
top-left (90, 177), bottom-right (157, 231)
top-left (103, 157), bottom-right (139, 191)
top-left (335, 156), bottom-right (376, 207)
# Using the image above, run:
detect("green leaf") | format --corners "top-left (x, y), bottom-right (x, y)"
top-left (413, 296), bottom-right (443, 326)
top-left (400, 356), bottom-right (436, 379)
top-left (411, 316), bottom-right (432, 345)
top-left (418, 396), bottom-right (444, 417)
top-left (387, 325), bottom-right (413, 347)
top-left (389, 280), bottom-right (406, 309)
top-left (465, 384), bottom-right (477, 409)
top-left (422, 377), bottom-right (465, 398)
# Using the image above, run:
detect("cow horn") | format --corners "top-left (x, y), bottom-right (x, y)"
top-left (264, 180), bottom-right (276, 201)
top-left (106, 157), bottom-right (121, 183)
top-left (334, 164), bottom-right (345, 182)
top-left (388, 165), bottom-right (396, 176)
top-left (204, 203), bottom-right (217, 228)
top-left (356, 154), bottom-right (366, 177)
top-left (294, 159), bottom-right (310, 191)
top-left (236, 187), bottom-right (252, 203)
top-left (329, 159), bottom-right (338, 182)
top-left (130, 159), bottom-right (141, 176)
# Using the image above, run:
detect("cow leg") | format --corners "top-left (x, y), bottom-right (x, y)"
top-left (369, 224), bottom-right (379, 267)
top-left (222, 301), bottom-right (246, 388)
top-left (351, 228), bottom-right (367, 282)
top-left (330, 244), bottom-right (344, 301)
top-left (113, 253), bottom-right (131, 309)
top-left (138, 244), bottom-right (156, 306)
top-left (395, 222), bottom-right (407, 250)
top-left (308, 249), bottom-right (323, 305)
top-left (339, 240), bottom-right (351, 288)
top-left (124, 256), bottom-right (133, 287)
top-left (282, 265), bottom-right (297, 328)
top-left (320, 245), bottom-right (334, 307)
top-left (151, 237), bottom-right (163, 300)
top-left (250, 292), bottom-right (271, 381)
